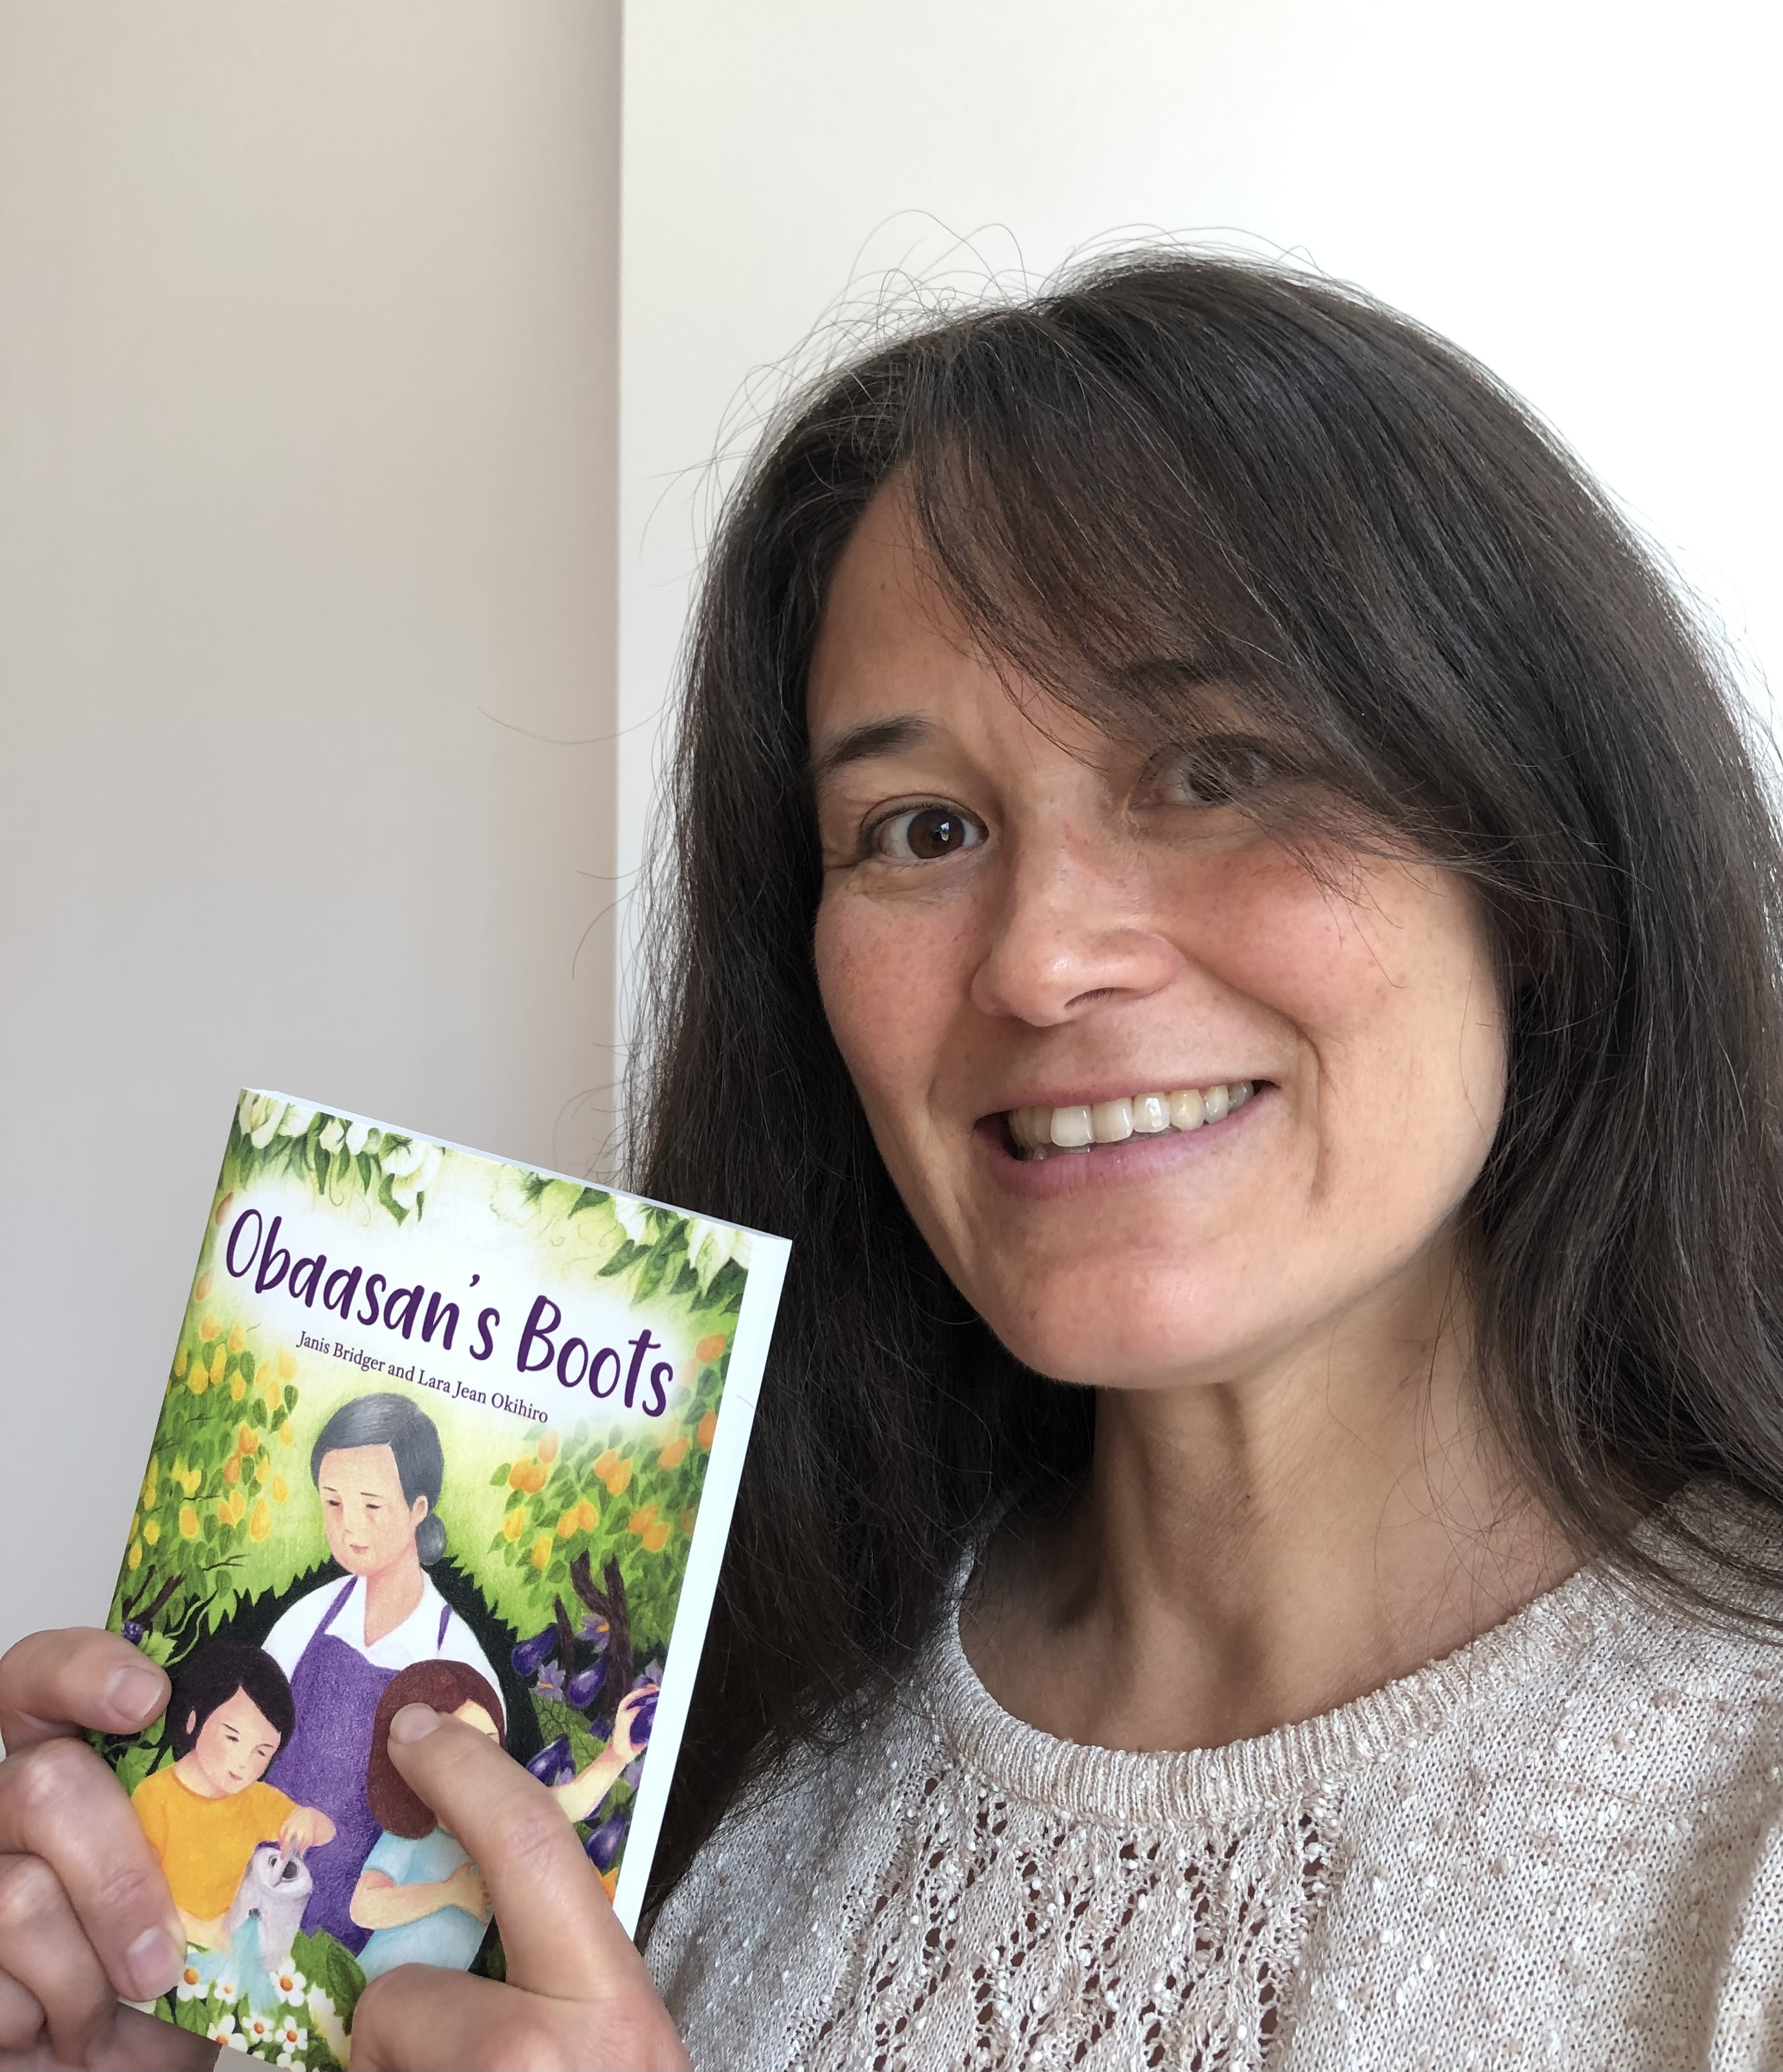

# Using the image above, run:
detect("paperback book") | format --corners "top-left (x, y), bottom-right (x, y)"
top-left (95, 1091), bottom-right (788, 2068)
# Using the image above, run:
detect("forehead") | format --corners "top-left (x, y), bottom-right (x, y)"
top-left (808, 486), bottom-right (1108, 767)
top-left (209, 1685), bottom-right (277, 1735)
top-left (318, 1442), bottom-right (401, 1488)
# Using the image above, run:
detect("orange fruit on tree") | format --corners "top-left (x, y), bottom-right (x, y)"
top-left (529, 1533), bottom-right (552, 1570)
top-left (657, 1435), bottom-right (689, 1471)
top-left (537, 1432), bottom-right (559, 1464)
top-left (248, 1500), bottom-right (272, 1543)
top-left (697, 1410), bottom-right (718, 1451)
top-left (627, 1504), bottom-right (657, 1538)
top-left (194, 1270), bottom-right (213, 1302)
top-left (695, 1334), bottom-right (728, 1364)
top-left (199, 1315), bottom-right (221, 1343)
top-left (678, 1504), bottom-right (698, 1536)
top-left (223, 1456), bottom-right (241, 1487)
top-left (239, 1425), bottom-right (258, 1455)
top-left (508, 1458), bottom-right (534, 1491)
top-left (555, 1509), bottom-right (578, 1541)
top-left (642, 1519), bottom-right (671, 1553)
top-left (576, 1498), bottom-right (598, 1532)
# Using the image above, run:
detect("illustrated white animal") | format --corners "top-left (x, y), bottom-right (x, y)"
top-left (225, 1843), bottom-right (312, 1974)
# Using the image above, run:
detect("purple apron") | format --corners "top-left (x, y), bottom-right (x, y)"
top-left (267, 1579), bottom-right (452, 1954)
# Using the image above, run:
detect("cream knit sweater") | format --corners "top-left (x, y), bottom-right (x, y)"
top-left (648, 1541), bottom-right (1783, 2070)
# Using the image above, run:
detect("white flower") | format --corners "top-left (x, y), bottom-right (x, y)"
top-left (275, 2055), bottom-right (298, 2070)
top-left (683, 1217), bottom-right (751, 1293)
top-left (317, 1118), bottom-right (344, 1154)
top-left (613, 1195), bottom-right (653, 1246)
top-left (381, 1137), bottom-right (425, 1178)
top-left (389, 1141), bottom-right (443, 1210)
top-left (243, 1095), bottom-right (285, 1148)
top-left (275, 2015), bottom-right (307, 2050)
top-left (204, 2011), bottom-right (237, 2044)
top-left (242, 2010), bottom-right (277, 2047)
top-left (344, 1119), bottom-right (375, 1157)
top-left (174, 1960), bottom-right (208, 2001)
top-left (277, 1102), bottom-right (315, 1138)
top-left (271, 1964), bottom-right (307, 2005)
top-left (307, 1985), bottom-right (348, 2062)
top-left (213, 1970), bottom-right (239, 2003)
top-left (237, 1090), bottom-right (259, 1132)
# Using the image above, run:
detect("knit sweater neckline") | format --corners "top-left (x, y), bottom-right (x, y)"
top-left (933, 1547), bottom-right (1617, 1827)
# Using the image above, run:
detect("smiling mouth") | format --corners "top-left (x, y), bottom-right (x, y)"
top-left (1003, 1081), bottom-right (1258, 1160)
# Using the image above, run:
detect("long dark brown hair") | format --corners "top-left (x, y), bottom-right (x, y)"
top-left (633, 251), bottom-right (1783, 1913)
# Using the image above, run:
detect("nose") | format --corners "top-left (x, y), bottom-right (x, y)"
top-left (969, 817), bottom-right (1182, 1026)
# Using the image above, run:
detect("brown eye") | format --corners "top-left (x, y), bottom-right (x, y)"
top-left (1150, 735), bottom-right (1282, 808)
top-left (874, 805), bottom-right (986, 862)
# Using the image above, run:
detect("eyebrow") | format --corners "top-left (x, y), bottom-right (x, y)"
top-left (808, 714), bottom-right (936, 785)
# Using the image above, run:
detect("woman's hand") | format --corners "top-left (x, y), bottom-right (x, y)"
top-left (350, 1703), bottom-right (689, 2072)
top-left (0, 1627), bottom-right (208, 2069)
top-left (278, 1804), bottom-right (336, 1856)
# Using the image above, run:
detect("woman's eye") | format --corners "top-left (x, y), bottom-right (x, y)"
top-left (1149, 736), bottom-right (1282, 808)
top-left (871, 805), bottom-right (985, 862)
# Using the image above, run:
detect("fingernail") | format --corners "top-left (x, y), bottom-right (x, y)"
top-left (389, 1702), bottom-right (441, 1745)
top-left (106, 1663), bottom-right (168, 1726)
top-left (126, 1923), bottom-right (182, 1999)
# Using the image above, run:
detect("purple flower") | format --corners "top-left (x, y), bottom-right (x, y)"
top-left (576, 1613), bottom-right (610, 1649)
top-left (534, 1658), bottom-right (567, 1702)
top-left (121, 1620), bottom-right (146, 1646)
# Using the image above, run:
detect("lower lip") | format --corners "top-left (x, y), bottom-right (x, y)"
top-left (978, 1088), bottom-right (1271, 1198)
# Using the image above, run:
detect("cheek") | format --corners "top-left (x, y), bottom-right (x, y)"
top-left (813, 892), bottom-right (973, 1119)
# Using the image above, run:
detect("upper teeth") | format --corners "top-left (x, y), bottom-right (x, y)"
top-left (1008, 1082), bottom-right (1255, 1157)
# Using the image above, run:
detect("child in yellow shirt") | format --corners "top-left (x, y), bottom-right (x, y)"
top-left (131, 1641), bottom-right (334, 1950)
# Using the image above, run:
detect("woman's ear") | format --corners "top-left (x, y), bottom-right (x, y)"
top-left (411, 1494), bottom-right (430, 1526)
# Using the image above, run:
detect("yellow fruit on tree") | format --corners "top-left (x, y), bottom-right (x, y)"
top-left (678, 1504), bottom-right (698, 1537)
top-left (195, 1270), bottom-right (213, 1302)
top-left (576, 1498), bottom-right (598, 1532)
top-left (529, 1533), bottom-right (552, 1570)
top-left (229, 1375), bottom-right (245, 1402)
top-left (657, 1435), bottom-right (689, 1471)
top-left (228, 1323), bottom-right (245, 1355)
top-left (255, 1453), bottom-right (270, 1484)
top-left (278, 1348), bottom-right (297, 1381)
top-left (642, 1519), bottom-right (670, 1554)
top-left (173, 1347), bottom-right (188, 1380)
top-left (239, 1425), bottom-right (258, 1455)
top-left (127, 1537), bottom-right (143, 1570)
top-left (502, 1508), bottom-right (525, 1542)
top-left (249, 1499), bottom-right (271, 1543)
top-left (272, 1474), bottom-right (289, 1504)
top-left (187, 1366), bottom-right (209, 1397)
top-left (179, 1504), bottom-right (199, 1540)
top-left (278, 1421), bottom-right (295, 1447)
top-left (538, 1432), bottom-right (559, 1464)
top-left (555, 1509), bottom-right (578, 1540)
top-left (210, 1345), bottom-right (226, 1382)
top-left (199, 1315), bottom-right (221, 1343)
top-left (144, 1519), bottom-right (161, 1546)
top-left (695, 1333), bottom-right (728, 1364)
top-left (213, 1192), bottom-right (233, 1228)
top-left (697, 1410), bottom-right (718, 1451)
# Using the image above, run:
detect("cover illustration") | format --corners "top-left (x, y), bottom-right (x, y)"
top-left (96, 1091), bottom-right (788, 2067)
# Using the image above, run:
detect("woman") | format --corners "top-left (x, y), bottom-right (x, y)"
top-left (6, 252), bottom-right (1783, 2070)
top-left (259, 1392), bottom-right (500, 1954)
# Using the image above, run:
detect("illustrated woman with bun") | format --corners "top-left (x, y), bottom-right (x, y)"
top-left (259, 1392), bottom-right (499, 1953)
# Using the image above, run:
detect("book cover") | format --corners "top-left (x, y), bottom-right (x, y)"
top-left (94, 1091), bottom-right (788, 2068)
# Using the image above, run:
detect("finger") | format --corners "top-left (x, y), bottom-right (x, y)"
top-left (0, 1741), bottom-right (183, 2005)
top-left (0, 1631), bottom-right (169, 1754)
top-left (0, 1964), bottom-right (45, 2055)
top-left (384, 1707), bottom-right (652, 2002)
top-left (353, 1965), bottom-right (688, 2072)
top-left (0, 1852), bottom-right (119, 2064)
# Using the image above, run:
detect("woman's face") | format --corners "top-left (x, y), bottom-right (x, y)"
top-left (808, 488), bottom-right (1508, 1392)
top-left (316, 1442), bottom-right (427, 1577)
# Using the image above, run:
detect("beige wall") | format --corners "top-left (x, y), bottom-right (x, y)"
top-left (0, 1), bottom-right (621, 1650)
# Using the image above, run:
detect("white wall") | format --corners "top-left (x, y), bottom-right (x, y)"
top-left (619, 0), bottom-right (1782, 1028)
top-left (0, 1), bottom-right (621, 1651)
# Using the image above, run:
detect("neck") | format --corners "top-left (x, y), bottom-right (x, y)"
top-left (964, 1244), bottom-right (1577, 1753)
top-left (172, 1753), bottom-right (226, 1799)
top-left (361, 1550), bottom-right (426, 1645)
